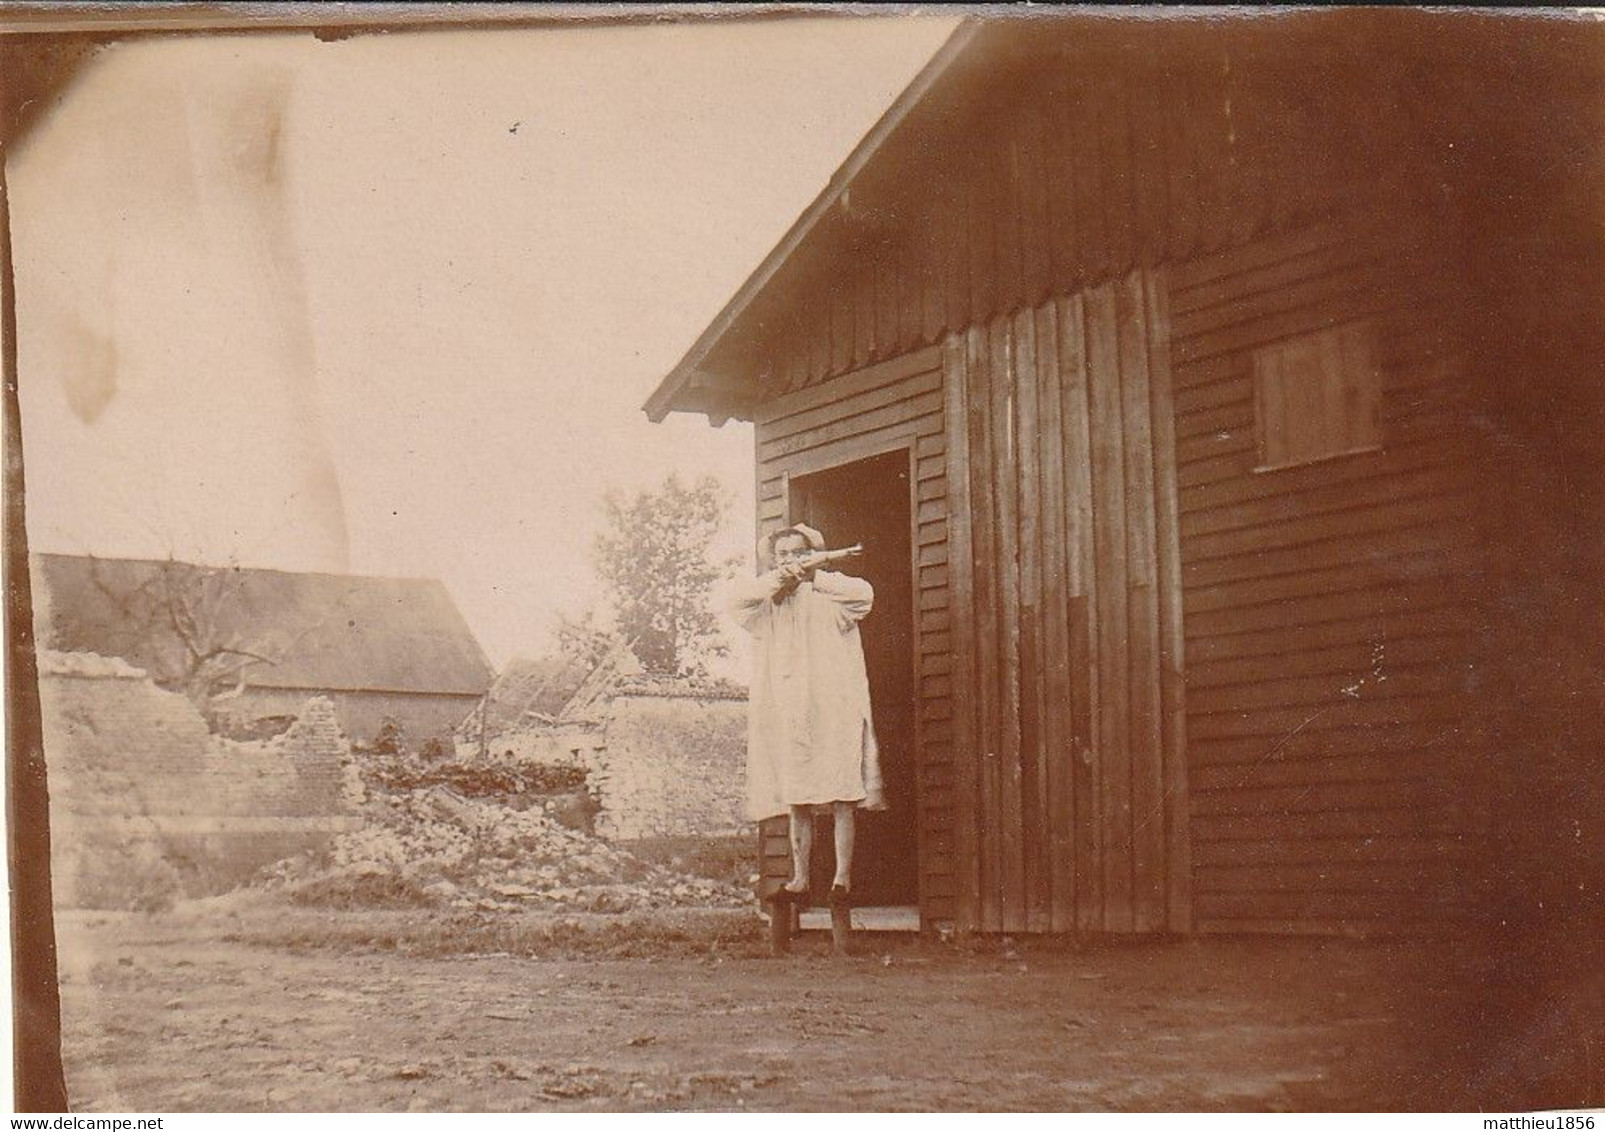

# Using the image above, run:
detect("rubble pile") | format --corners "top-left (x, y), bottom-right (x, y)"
top-left (269, 785), bottom-right (749, 914)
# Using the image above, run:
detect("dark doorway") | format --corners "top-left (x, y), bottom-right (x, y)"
top-left (789, 447), bottom-right (919, 907)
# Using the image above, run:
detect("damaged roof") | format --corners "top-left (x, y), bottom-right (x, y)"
top-left (33, 553), bottom-right (494, 696)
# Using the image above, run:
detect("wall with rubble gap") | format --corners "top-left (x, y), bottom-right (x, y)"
top-left (214, 686), bottom-right (477, 750)
top-left (594, 686), bottom-right (750, 841)
top-left (38, 651), bottom-right (360, 907)
top-left (468, 722), bottom-right (606, 770)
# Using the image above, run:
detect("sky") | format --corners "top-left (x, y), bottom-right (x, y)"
top-left (7, 13), bottom-right (958, 671)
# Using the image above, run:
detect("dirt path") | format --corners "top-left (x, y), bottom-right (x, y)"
top-left (49, 903), bottom-right (1593, 1112)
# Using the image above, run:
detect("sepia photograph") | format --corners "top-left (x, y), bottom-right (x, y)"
top-left (3, 2), bottom-right (1603, 1114)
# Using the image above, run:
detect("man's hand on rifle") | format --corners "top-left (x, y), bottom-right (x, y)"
top-left (768, 536), bottom-right (858, 603)
top-left (771, 561), bottom-right (810, 602)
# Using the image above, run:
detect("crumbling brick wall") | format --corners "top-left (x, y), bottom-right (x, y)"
top-left (38, 651), bottom-right (360, 907)
top-left (594, 679), bottom-right (750, 841)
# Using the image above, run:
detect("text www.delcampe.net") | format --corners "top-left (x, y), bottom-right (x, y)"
top-left (12, 1120), bottom-right (164, 1130)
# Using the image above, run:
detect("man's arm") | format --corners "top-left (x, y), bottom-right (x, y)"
top-left (810, 570), bottom-right (874, 625)
top-left (725, 568), bottom-right (799, 633)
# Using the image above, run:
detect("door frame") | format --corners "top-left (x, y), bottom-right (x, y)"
top-left (773, 426), bottom-right (925, 918)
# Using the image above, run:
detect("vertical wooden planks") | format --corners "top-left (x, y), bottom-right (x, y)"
top-left (1085, 280), bottom-right (1133, 932)
top-left (1118, 277), bottom-right (1158, 588)
top-left (1013, 307), bottom-right (1050, 932)
top-left (1101, 56), bottom-right (1136, 287)
top-left (1041, 66), bottom-right (1077, 304)
top-left (987, 315), bottom-right (1027, 933)
top-left (1014, 324), bottom-right (1042, 616)
top-left (1035, 299), bottom-right (1076, 932)
top-left (876, 236), bottom-right (902, 363)
top-left (1220, 28), bottom-right (1262, 251)
top-left (1077, 65), bottom-right (1111, 286)
top-left (729, 29), bottom-right (1433, 399)
top-left (915, 281), bottom-right (1187, 937)
top-left (920, 203), bottom-right (948, 348)
top-left (807, 282), bottom-right (833, 388)
top-left (968, 120), bottom-right (1000, 330)
top-left (1144, 268), bottom-right (1193, 934)
top-left (1058, 293), bottom-right (1102, 932)
top-left (947, 141), bottom-right (977, 336)
top-left (942, 333), bottom-right (982, 931)
top-left (966, 323), bottom-right (1002, 933)
top-left (897, 228), bottom-right (926, 360)
top-left (1127, 32), bottom-right (1168, 267)
top-left (995, 120), bottom-right (1025, 320)
top-left (915, 274), bottom-right (1184, 937)
top-left (1118, 270), bottom-right (1168, 933)
top-left (1019, 102), bottom-right (1054, 307)
top-left (1161, 33), bottom-right (1200, 265)
top-left (773, 326), bottom-right (799, 395)
top-left (854, 245), bottom-right (878, 372)
top-left (829, 276), bottom-right (854, 383)
top-left (1191, 40), bottom-right (1232, 260)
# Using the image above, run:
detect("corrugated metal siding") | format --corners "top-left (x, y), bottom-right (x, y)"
top-left (1169, 216), bottom-right (1495, 934)
top-left (749, 347), bottom-right (954, 922)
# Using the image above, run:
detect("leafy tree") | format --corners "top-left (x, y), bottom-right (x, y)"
top-left (593, 473), bottom-right (734, 675)
top-left (552, 607), bottom-right (614, 671)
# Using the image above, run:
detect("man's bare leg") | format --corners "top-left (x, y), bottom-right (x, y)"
top-left (828, 801), bottom-right (856, 954)
top-left (786, 805), bottom-right (812, 893)
top-left (831, 801), bottom-right (856, 892)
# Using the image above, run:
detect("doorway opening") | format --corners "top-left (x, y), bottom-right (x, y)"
top-left (788, 447), bottom-right (919, 909)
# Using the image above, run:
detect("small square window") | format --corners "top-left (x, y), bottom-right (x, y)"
top-left (1252, 323), bottom-right (1382, 472)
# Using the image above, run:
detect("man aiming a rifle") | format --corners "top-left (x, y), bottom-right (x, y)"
top-left (727, 523), bottom-right (885, 912)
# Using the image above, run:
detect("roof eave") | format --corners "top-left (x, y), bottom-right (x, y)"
top-left (642, 18), bottom-right (983, 424)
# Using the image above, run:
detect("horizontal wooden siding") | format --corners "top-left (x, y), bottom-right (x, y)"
top-left (1169, 216), bottom-right (1494, 934)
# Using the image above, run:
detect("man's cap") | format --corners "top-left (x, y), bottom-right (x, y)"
top-left (758, 523), bottom-right (826, 563)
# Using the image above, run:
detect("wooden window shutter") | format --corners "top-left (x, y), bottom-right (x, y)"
top-left (1252, 323), bottom-right (1382, 472)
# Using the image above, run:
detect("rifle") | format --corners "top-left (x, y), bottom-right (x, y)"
top-left (772, 543), bottom-right (864, 603)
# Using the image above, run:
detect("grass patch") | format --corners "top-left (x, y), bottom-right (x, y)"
top-left (219, 903), bottom-right (770, 960)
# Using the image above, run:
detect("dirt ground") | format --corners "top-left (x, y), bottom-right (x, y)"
top-left (50, 898), bottom-right (1604, 1112)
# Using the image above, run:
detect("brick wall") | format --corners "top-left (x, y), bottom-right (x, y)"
top-left (594, 681), bottom-right (750, 841)
top-left (38, 652), bottom-right (360, 907)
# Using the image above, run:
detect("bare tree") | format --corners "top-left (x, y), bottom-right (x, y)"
top-left (77, 555), bottom-right (306, 718)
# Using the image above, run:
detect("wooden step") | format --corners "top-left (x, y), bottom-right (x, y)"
top-left (756, 904), bottom-right (921, 932)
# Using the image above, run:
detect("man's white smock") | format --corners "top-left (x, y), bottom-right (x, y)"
top-left (727, 569), bottom-right (885, 822)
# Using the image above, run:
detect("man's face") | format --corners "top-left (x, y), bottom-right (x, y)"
top-left (773, 534), bottom-right (812, 569)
